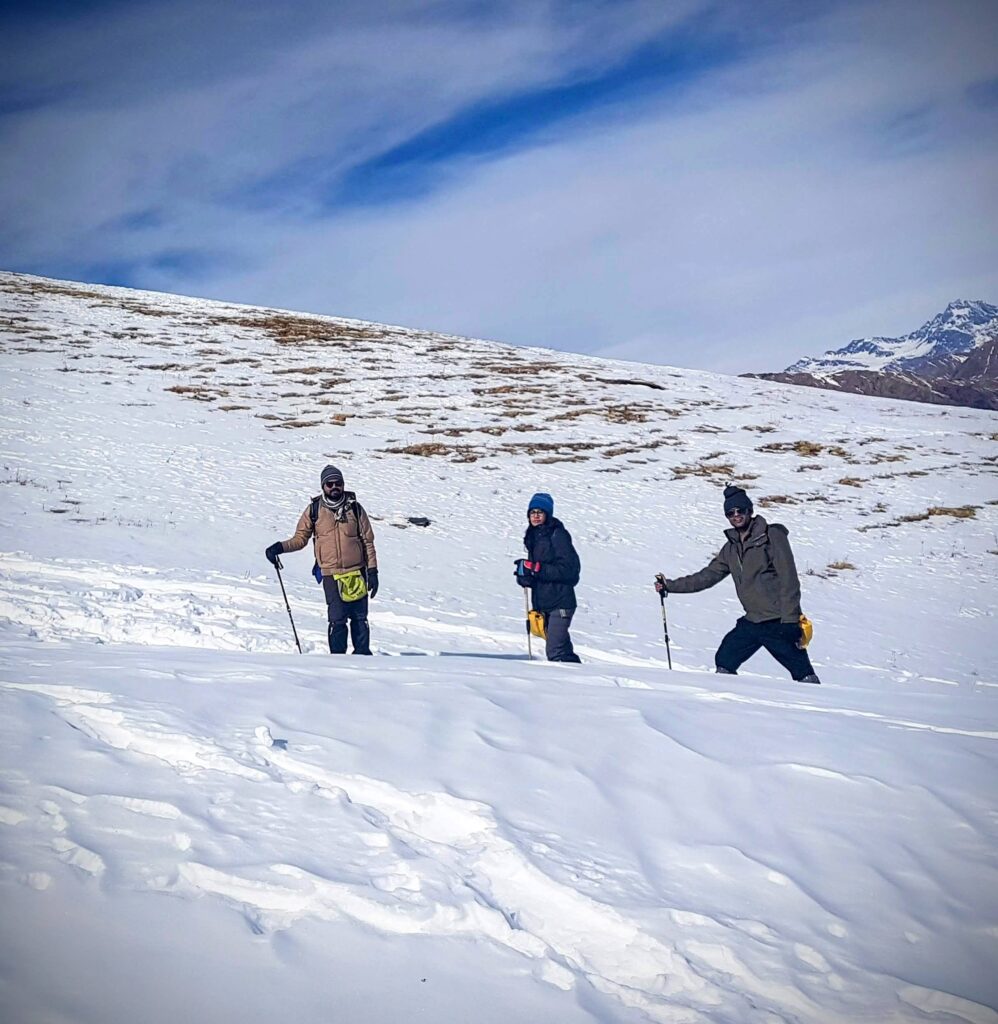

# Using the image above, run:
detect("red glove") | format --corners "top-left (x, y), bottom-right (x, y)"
top-left (514, 559), bottom-right (541, 580)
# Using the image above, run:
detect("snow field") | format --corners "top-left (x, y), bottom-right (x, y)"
top-left (1, 273), bottom-right (996, 1023)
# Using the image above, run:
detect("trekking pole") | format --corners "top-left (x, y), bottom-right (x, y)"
top-left (523, 587), bottom-right (533, 661)
top-left (274, 556), bottom-right (303, 654)
top-left (654, 573), bottom-right (672, 669)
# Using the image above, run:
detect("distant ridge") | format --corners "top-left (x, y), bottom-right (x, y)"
top-left (748, 301), bottom-right (998, 410)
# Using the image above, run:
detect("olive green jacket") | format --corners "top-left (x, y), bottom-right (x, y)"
top-left (665, 515), bottom-right (802, 623)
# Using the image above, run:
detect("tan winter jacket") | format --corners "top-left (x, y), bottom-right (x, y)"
top-left (280, 492), bottom-right (377, 575)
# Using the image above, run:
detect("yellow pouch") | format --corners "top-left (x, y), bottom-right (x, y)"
top-left (333, 569), bottom-right (368, 602)
top-left (528, 610), bottom-right (547, 639)
top-left (799, 614), bottom-right (813, 648)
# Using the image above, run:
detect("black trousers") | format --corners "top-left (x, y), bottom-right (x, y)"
top-left (321, 575), bottom-right (371, 655)
top-left (715, 617), bottom-right (814, 680)
top-left (542, 608), bottom-right (581, 663)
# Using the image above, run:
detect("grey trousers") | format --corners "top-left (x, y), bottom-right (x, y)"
top-left (543, 608), bottom-right (581, 663)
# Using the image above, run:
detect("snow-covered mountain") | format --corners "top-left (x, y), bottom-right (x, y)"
top-left (786, 300), bottom-right (998, 375)
top-left (2, 272), bottom-right (997, 1024)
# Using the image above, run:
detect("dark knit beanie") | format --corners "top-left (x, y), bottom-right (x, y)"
top-left (527, 492), bottom-right (554, 518)
top-left (320, 464), bottom-right (344, 486)
top-left (723, 484), bottom-right (752, 515)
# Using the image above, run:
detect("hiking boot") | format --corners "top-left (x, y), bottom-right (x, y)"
top-left (715, 666), bottom-right (736, 675)
top-left (798, 673), bottom-right (821, 684)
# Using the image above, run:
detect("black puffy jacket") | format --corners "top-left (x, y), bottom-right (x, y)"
top-left (523, 517), bottom-right (581, 611)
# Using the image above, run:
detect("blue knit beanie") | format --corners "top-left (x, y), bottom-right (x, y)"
top-left (527, 492), bottom-right (554, 518)
top-left (723, 484), bottom-right (752, 515)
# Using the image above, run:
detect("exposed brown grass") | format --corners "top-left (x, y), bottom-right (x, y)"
top-left (827, 561), bottom-right (856, 571)
top-left (604, 405), bottom-right (650, 424)
top-left (759, 440), bottom-right (851, 459)
top-left (758, 440), bottom-right (823, 457)
top-left (383, 442), bottom-right (458, 457)
top-left (862, 504), bottom-right (979, 531)
top-left (223, 313), bottom-right (390, 346)
top-left (165, 385), bottom-right (226, 401)
top-left (838, 477), bottom-right (865, 487)
top-left (485, 362), bottom-right (559, 376)
top-left (672, 460), bottom-right (735, 479)
top-left (757, 495), bottom-right (800, 506)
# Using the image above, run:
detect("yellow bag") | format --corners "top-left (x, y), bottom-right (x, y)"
top-left (799, 614), bottom-right (814, 648)
top-left (528, 610), bottom-right (547, 639)
top-left (333, 569), bottom-right (368, 602)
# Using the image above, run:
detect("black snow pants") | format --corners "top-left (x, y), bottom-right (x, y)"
top-left (322, 575), bottom-right (372, 655)
top-left (543, 608), bottom-right (581, 663)
top-left (715, 617), bottom-right (814, 680)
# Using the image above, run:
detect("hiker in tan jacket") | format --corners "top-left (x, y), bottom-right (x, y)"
top-left (266, 465), bottom-right (378, 655)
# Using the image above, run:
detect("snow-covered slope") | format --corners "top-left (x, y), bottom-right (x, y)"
top-left (2, 272), bottom-right (997, 1024)
top-left (786, 300), bottom-right (998, 376)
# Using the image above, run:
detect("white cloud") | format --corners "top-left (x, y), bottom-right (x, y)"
top-left (1, 0), bottom-right (996, 372)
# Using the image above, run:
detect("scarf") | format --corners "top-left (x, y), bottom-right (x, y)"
top-left (321, 492), bottom-right (349, 522)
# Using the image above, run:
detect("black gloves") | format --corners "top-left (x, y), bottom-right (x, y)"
top-left (265, 542), bottom-right (283, 566)
top-left (367, 568), bottom-right (379, 599)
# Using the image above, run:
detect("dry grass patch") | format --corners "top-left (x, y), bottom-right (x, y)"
top-left (550, 408), bottom-right (598, 421)
top-left (838, 477), bottom-right (865, 487)
top-left (222, 313), bottom-right (390, 347)
top-left (165, 385), bottom-right (226, 401)
top-left (485, 362), bottom-right (560, 376)
top-left (866, 453), bottom-right (908, 464)
top-left (759, 440), bottom-right (852, 459)
top-left (672, 460), bottom-right (735, 479)
top-left (900, 503), bottom-right (978, 520)
top-left (759, 440), bottom-right (822, 457)
top-left (604, 404), bottom-right (650, 424)
top-left (757, 495), bottom-right (801, 507)
top-left (862, 504), bottom-right (979, 531)
top-left (827, 561), bottom-right (856, 571)
top-left (383, 442), bottom-right (459, 457)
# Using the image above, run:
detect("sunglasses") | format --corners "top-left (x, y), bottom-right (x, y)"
top-left (725, 507), bottom-right (750, 518)
top-left (528, 509), bottom-right (546, 516)
top-left (323, 479), bottom-right (343, 488)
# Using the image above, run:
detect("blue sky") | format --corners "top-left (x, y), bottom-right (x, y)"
top-left (1, 0), bottom-right (996, 371)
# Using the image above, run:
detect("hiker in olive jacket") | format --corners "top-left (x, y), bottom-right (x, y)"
top-left (656, 485), bottom-right (819, 683)
top-left (265, 464), bottom-right (378, 655)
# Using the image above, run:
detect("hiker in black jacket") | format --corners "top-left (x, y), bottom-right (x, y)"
top-left (515, 493), bottom-right (582, 663)
top-left (656, 485), bottom-right (820, 683)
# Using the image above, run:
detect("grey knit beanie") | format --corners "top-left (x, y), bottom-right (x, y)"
top-left (320, 464), bottom-right (344, 486)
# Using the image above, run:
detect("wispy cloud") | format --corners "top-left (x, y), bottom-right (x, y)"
top-left (1, 0), bottom-right (996, 371)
